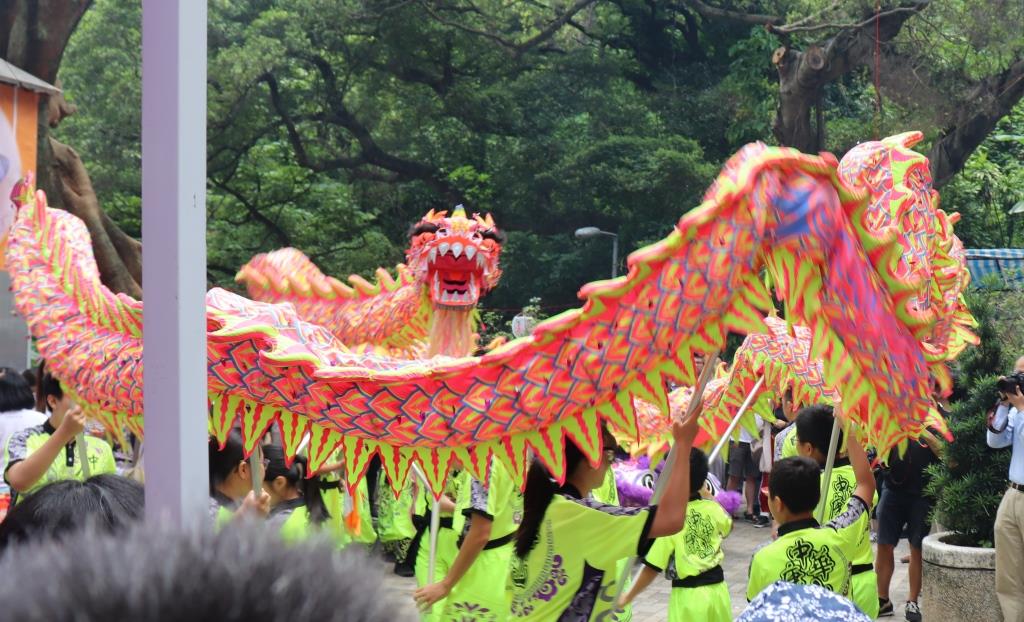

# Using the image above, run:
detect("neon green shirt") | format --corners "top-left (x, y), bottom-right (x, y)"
top-left (746, 495), bottom-right (869, 601)
top-left (453, 460), bottom-right (523, 542)
top-left (377, 476), bottom-right (417, 542)
top-left (644, 498), bottom-right (731, 580)
top-left (776, 424), bottom-right (799, 460)
top-left (591, 468), bottom-right (620, 506)
top-left (3, 421), bottom-right (116, 499)
top-left (322, 471), bottom-right (376, 546)
top-left (510, 486), bottom-right (655, 620)
top-left (270, 499), bottom-right (313, 543)
top-left (816, 463), bottom-right (877, 566)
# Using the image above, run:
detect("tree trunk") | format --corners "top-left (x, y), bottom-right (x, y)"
top-left (928, 57), bottom-right (1024, 188)
top-left (773, 46), bottom-right (825, 153)
top-left (771, 4), bottom-right (926, 151)
top-left (48, 138), bottom-right (142, 298)
top-left (1, 0), bottom-right (143, 297)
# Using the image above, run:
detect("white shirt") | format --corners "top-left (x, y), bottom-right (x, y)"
top-left (739, 415), bottom-right (764, 444)
top-left (988, 404), bottom-right (1024, 485)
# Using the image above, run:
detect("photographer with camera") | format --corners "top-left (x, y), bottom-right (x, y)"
top-left (987, 356), bottom-right (1024, 621)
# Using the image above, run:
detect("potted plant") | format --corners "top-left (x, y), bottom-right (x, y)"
top-left (923, 295), bottom-right (1011, 621)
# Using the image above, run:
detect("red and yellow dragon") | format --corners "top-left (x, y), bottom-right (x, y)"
top-left (235, 205), bottom-right (504, 359)
top-left (3, 138), bottom-right (973, 496)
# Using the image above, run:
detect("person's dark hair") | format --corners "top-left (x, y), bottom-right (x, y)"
top-left (0, 367), bottom-right (35, 412)
top-left (21, 368), bottom-right (35, 390)
top-left (0, 523), bottom-right (410, 621)
top-left (0, 475), bottom-right (144, 550)
top-left (34, 360), bottom-right (63, 413)
top-left (516, 439), bottom-right (586, 558)
top-left (263, 444), bottom-right (330, 524)
top-left (795, 404), bottom-right (839, 457)
top-left (690, 447), bottom-right (709, 499)
top-left (768, 456), bottom-right (821, 514)
top-left (209, 430), bottom-right (245, 496)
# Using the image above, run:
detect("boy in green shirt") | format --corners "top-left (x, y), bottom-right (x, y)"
top-left (620, 446), bottom-right (732, 622)
top-left (747, 424), bottom-right (876, 605)
top-left (795, 405), bottom-right (879, 618)
top-left (4, 371), bottom-right (116, 501)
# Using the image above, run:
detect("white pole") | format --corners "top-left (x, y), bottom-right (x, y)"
top-left (249, 444), bottom-right (263, 496)
top-left (613, 350), bottom-right (720, 607)
top-left (142, 0), bottom-right (209, 527)
top-left (707, 376), bottom-right (767, 464)
top-left (817, 417), bottom-right (841, 523)
top-left (76, 432), bottom-right (91, 479)
top-left (411, 464), bottom-right (440, 591)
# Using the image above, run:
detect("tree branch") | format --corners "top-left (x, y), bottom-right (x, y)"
top-left (210, 178), bottom-right (292, 247)
top-left (260, 72), bottom-right (365, 172)
top-left (304, 55), bottom-right (463, 201)
top-left (771, 4), bottom-right (925, 35)
top-left (421, 0), bottom-right (599, 59)
top-left (674, 0), bottom-right (782, 27)
top-left (512, 0), bottom-right (599, 59)
top-left (929, 56), bottom-right (1024, 187)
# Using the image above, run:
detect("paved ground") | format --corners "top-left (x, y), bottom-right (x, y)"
top-left (379, 519), bottom-right (914, 620)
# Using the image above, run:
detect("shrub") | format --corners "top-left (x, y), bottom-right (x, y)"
top-left (926, 294), bottom-right (1014, 547)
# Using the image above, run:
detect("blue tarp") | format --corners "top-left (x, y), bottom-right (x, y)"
top-left (966, 249), bottom-right (1024, 289)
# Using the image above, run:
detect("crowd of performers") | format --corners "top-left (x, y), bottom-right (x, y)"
top-left (0, 356), bottom-right (955, 622)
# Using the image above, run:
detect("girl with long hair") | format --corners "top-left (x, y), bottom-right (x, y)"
top-left (262, 443), bottom-right (333, 543)
top-left (508, 408), bottom-right (702, 621)
top-left (207, 430), bottom-right (269, 524)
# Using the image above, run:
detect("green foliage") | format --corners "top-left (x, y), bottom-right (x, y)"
top-left (926, 294), bottom-right (1015, 547)
top-left (939, 103), bottom-right (1024, 249)
top-left (53, 0), bottom-right (1024, 324)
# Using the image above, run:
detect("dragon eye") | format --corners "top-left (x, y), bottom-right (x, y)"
top-left (409, 222), bottom-right (439, 238)
top-left (481, 229), bottom-right (505, 244)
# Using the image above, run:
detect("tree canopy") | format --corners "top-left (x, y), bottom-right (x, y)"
top-left (39, 0), bottom-right (1024, 321)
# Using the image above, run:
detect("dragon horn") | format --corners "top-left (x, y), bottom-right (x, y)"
top-left (452, 204), bottom-right (467, 218)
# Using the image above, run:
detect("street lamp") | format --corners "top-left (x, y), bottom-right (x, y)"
top-left (575, 226), bottom-right (619, 278)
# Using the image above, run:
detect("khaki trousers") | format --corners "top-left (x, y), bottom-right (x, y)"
top-left (996, 487), bottom-right (1024, 622)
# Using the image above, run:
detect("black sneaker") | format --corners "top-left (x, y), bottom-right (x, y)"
top-left (878, 598), bottom-right (894, 617)
top-left (753, 515), bottom-right (771, 528)
top-left (905, 601), bottom-right (922, 622)
top-left (743, 512), bottom-right (756, 523)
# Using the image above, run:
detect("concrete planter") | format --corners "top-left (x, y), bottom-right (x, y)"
top-left (922, 531), bottom-right (1000, 621)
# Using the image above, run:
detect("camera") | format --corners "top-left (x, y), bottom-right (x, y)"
top-left (996, 371), bottom-right (1024, 396)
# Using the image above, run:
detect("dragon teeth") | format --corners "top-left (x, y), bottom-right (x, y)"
top-left (476, 254), bottom-right (485, 269)
top-left (439, 242), bottom-right (451, 256)
top-left (465, 246), bottom-right (476, 261)
top-left (441, 290), bottom-right (451, 303)
top-left (428, 248), bottom-right (437, 263)
top-left (452, 242), bottom-right (463, 258)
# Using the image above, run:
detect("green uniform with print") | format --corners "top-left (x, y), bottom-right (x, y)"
top-left (322, 471), bottom-right (376, 548)
top-left (3, 422), bottom-right (116, 500)
top-left (590, 468), bottom-right (632, 622)
top-left (644, 498), bottom-right (732, 622)
top-left (747, 495), bottom-right (870, 602)
top-left (440, 460), bottom-right (522, 621)
top-left (510, 486), bottom-right (655, 621)
top-left (414, 473), bottom-right (461, 622)
top-left (815, 463), bottom-right (879, 618)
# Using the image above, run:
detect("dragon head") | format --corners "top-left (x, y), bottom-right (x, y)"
top-left (406, 205), bottom-right (503, 309)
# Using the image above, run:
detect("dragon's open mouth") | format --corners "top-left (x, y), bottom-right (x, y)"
top-left (427, 241), bottom-right (485, 307)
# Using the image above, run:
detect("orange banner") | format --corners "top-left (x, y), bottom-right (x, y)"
top-left (0, 84), bottom-right (40, 269)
